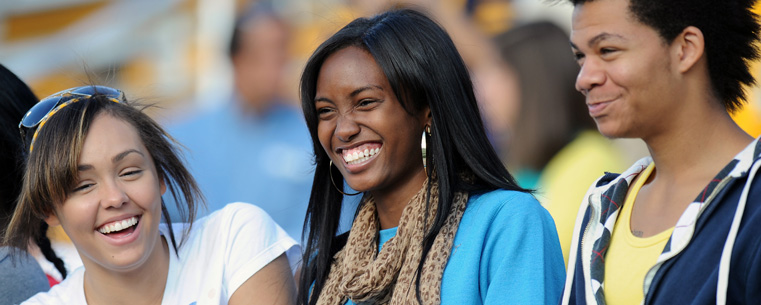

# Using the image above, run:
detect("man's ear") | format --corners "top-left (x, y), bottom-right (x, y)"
top-left (673, 26), bottom-right (705, 73)
top-left (44, 213), bottom-right (60, 227)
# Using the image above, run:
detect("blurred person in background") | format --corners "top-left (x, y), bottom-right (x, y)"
top-left (0, 63), bottom-right (66, 302)
top-left (166, 2), bottom-right (313, 241)
top-left (489, 21), bottom-right (627, 265)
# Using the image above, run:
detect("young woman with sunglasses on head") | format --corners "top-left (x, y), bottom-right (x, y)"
top-left (4, 86), bottom-right (298, 305)
top-left (298, 9), bottom-right (565, 305)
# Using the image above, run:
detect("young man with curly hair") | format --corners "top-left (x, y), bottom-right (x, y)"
top-left (561, 0), bottom-right (761, 304)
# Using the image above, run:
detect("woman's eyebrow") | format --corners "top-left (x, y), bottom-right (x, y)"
top-left (76, 149), bottom-right (144, 171)
top-left (349, 85), bottom-right (382, 98)
top-left (113, 149), bottom-right (144, 163)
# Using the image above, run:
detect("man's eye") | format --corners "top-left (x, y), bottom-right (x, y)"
top-left (573, 52), bottom-right (585, 65)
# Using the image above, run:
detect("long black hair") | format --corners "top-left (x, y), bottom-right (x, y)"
top-left (0, 63), bottom-right (68, 279)
top-left (298, 8), bottom-right (528, 304)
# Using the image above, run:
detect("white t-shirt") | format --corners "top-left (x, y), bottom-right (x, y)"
top-left (23, 202), bottom-right (300, 305)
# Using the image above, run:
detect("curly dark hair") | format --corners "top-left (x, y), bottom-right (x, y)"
top-left (567, 0), bottom-right (760, 112)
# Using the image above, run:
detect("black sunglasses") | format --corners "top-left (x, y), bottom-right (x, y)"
top-left (19, 85), bottom-right (125, 152)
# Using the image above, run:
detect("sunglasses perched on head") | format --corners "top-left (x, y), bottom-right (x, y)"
top-left (19, 85), bottom-right (125, 152)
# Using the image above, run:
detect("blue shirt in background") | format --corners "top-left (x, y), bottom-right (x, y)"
top-left (164, 98), bottom-right (314, 241)
top-left (0, 246), bottom-right (49, 303)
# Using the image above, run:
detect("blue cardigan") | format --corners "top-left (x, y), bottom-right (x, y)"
top-left (346, 189), bottom-right (565, 305)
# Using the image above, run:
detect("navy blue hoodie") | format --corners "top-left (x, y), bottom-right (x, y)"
top-left (562, 139), bottom-right (761, 304)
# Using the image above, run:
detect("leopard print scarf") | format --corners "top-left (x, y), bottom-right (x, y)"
top-left (316, 177), bottom-right (468, 305)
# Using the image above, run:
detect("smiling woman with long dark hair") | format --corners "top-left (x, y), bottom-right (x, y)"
top-left (297, 8), bottom-right (565, 305)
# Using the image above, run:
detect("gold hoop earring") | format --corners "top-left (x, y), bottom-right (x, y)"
top-left (422, 125), bottom-right (431, 177)
top-left (329, 160), bottom-right (361, 196)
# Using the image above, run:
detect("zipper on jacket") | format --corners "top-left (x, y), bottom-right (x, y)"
top-left (581, 194), bottom-right (600, 304)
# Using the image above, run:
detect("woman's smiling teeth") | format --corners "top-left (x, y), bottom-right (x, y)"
top-left (98, 216), bottom-right (139, 234)
top-left (342, 145), bottom-right (381, 164)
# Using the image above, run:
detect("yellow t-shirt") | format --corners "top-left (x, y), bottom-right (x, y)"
top-left (604, 163), bottom-right (673, 305)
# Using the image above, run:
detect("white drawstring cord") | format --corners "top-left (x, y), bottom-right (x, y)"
top-left (716, 160), bottom-right (761, 304)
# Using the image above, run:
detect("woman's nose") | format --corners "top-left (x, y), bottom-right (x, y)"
top-left (100, 181), bottom-right (128, 209)
top-left (335, 115), bottom-right (360, 142)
